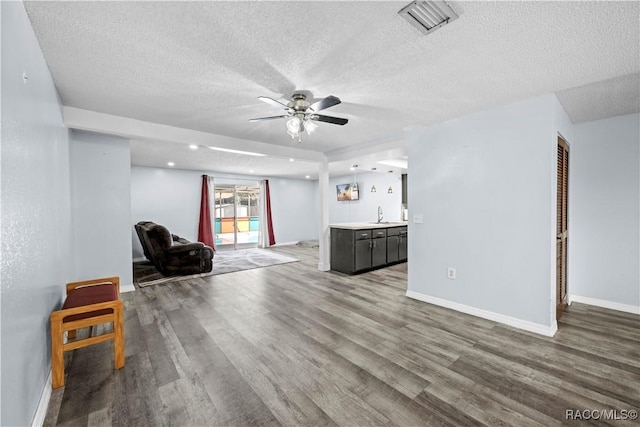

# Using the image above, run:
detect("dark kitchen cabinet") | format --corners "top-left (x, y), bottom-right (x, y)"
top-left (387, 228), bottom-right (400, 263)
top-left (398, 230), bottom-right (408, 261)
top-left (330, 225), bottom-right (407, 274)
top-left (387, 226), bottom-right (407, 264)
top-left (355, 239), bottom-right (372, 271)
top-left (371, 229), bottom-right (387, 268)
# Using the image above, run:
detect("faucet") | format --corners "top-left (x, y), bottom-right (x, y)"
top-left (377, 206), bottom-right (383, 223)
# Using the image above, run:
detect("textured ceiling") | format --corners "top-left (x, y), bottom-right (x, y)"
top-left (130, 138), bottom-right (407, 180)
top-left (24, 1), bottom-right (640, 177)
top-left (556, 73), bottom-right (640, 123)
top-left (130, 138), bottom-right (320, 179)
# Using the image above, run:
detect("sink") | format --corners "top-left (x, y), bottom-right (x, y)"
top-left (369, 221), bottom-right (405, 225)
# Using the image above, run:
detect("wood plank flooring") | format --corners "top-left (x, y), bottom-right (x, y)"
top-left (44, 245), bottom-right (640, 426)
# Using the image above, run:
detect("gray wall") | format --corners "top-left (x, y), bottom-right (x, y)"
top-left (329, 171), bottom-right (404, 224)
top-left (569, 113), bottom-right (640, 309)
top-left (70, 131), bottom-right (133, 287)
top-left (407, 94), bottom-right (557, 328)
top-left (1, 2), bottom-right (73, 425)
top-left (131, 166), bottom-right (318, 257)
top-left (268, 176), bottom-right (319, 244)
top-left (131, 166), bottom-right (203, 256)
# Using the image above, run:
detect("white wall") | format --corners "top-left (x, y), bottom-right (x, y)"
top-left (569, 113), bottom-right (640, 312)
top-left (406, 94), bottom-right (558, 333)
top-left (130, 167), bottom-right (202, 257)
top-left (329, 171), bottom-right (403, 224)
top-left (70, 131), bottom-right (133, 287)
top-left (1, 2), bottom-right (73, 425)
top-left (131, 166), bottom-right (318, 256)
top-left (268, 177), bottom-right (318, 244)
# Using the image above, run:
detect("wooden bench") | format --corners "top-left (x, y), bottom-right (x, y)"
top-left (50, 277), bottom-right (125, 388)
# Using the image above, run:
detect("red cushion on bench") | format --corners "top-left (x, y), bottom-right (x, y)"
top-left (62, 283), bottom-right (118, 322)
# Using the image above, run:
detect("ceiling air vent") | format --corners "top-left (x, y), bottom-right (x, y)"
top-left (398, 1), bottom-right (459, 36)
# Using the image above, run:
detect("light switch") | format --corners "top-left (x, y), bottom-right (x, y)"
top-left (413, 214), bottom-right (423, 224)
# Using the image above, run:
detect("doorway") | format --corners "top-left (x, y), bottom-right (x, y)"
top-left (213, 184), bottom-right (260, 250)
top-left (556, 136), bottom-right (569, 319)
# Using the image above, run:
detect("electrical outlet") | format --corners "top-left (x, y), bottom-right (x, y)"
top-left (447, 267), bottom-right (456, 280)
top-left (413, 213), bottom-right (423, 224)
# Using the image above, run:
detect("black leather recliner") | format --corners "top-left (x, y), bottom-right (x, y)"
top-left (135, 221), bottom-right (214, 275)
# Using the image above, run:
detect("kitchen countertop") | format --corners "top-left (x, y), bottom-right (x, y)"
top-left (330, 222), bottom-right (408, 230)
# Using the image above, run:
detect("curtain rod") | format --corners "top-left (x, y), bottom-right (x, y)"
top-left (206, 175), bottom-right (263, 183)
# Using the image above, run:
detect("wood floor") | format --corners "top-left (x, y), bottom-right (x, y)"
top-left (45, 245), bottom-right (640, 426)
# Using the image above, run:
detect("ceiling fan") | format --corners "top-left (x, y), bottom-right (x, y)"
top-left (249, 93), bottom-right (348, 142)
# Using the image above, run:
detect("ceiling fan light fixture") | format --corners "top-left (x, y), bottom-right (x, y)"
top-left (286, 116), bottom-right (301, 134)
top-left (251, 93), bottom-right (347, 143)
top-left (398, 1), bottom-right (458, 36)
top-left (304, 119), bottom-right (318, 135)
top-left (286, 116), bottom-right (303, 140)
top-left (287, 128), bottom-right (299, 140)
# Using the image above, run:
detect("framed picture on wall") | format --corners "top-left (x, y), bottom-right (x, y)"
top-left (336, 183), bottom-right (359, 201)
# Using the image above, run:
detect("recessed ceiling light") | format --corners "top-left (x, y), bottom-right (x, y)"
top-left (305, 175), bottom-right (311, 179)
top-left (249, 170), bottom-right (254, 173)
top-left (167, 162), bottom-right (175, 167)
top-left (208, 146), bottom-right (267, 157)
top-left (189, 144), bottom-right (198, 150)
top-left (289, 158), bottom-right (295, 162)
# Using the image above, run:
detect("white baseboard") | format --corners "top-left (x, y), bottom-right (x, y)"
top-left (569, 295), bottom-right (640, 315)
top-left (272, 241), bottom-right (299, 247)
top-left (406, 290), bottom-right (558, 337)
top-left (120, 283), bottom-right (136, 293)
top-left (31, 370), bottom-right (52, 427)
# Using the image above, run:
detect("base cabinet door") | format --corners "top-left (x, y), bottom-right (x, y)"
top-left (372, 238), bottom-right (387, 267)
top-left (371, 230), bottom-right (387, 268)
top-left (399, 233), bottom-right (408, 261)
top-left (355, 240), bottom-right (372, 271)
top-left (387, 236), bottom-right (399, 263)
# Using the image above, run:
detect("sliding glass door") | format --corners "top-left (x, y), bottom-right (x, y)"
top-left (213, 184), bottom-right (260, 249)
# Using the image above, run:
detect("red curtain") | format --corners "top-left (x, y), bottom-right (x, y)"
top-left (198, 175), bottom-right (215, 251)
top-left (265, 179), bottom-right (276, 246)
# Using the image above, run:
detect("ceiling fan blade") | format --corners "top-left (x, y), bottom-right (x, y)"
top-left (257, 96), bottom-right (290, 110)
top-left (249, 115), bottom-right (289, 122)
top-left (310, 114), bottom-right (348, 125)
top-left (309, 95), bottom-right (341, 112)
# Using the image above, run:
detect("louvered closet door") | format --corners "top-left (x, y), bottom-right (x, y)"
top-left (556, 137), bottom-right (569, 320)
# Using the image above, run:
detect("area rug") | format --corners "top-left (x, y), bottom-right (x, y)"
top-left (133, 248), bottom-right (299, 288)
